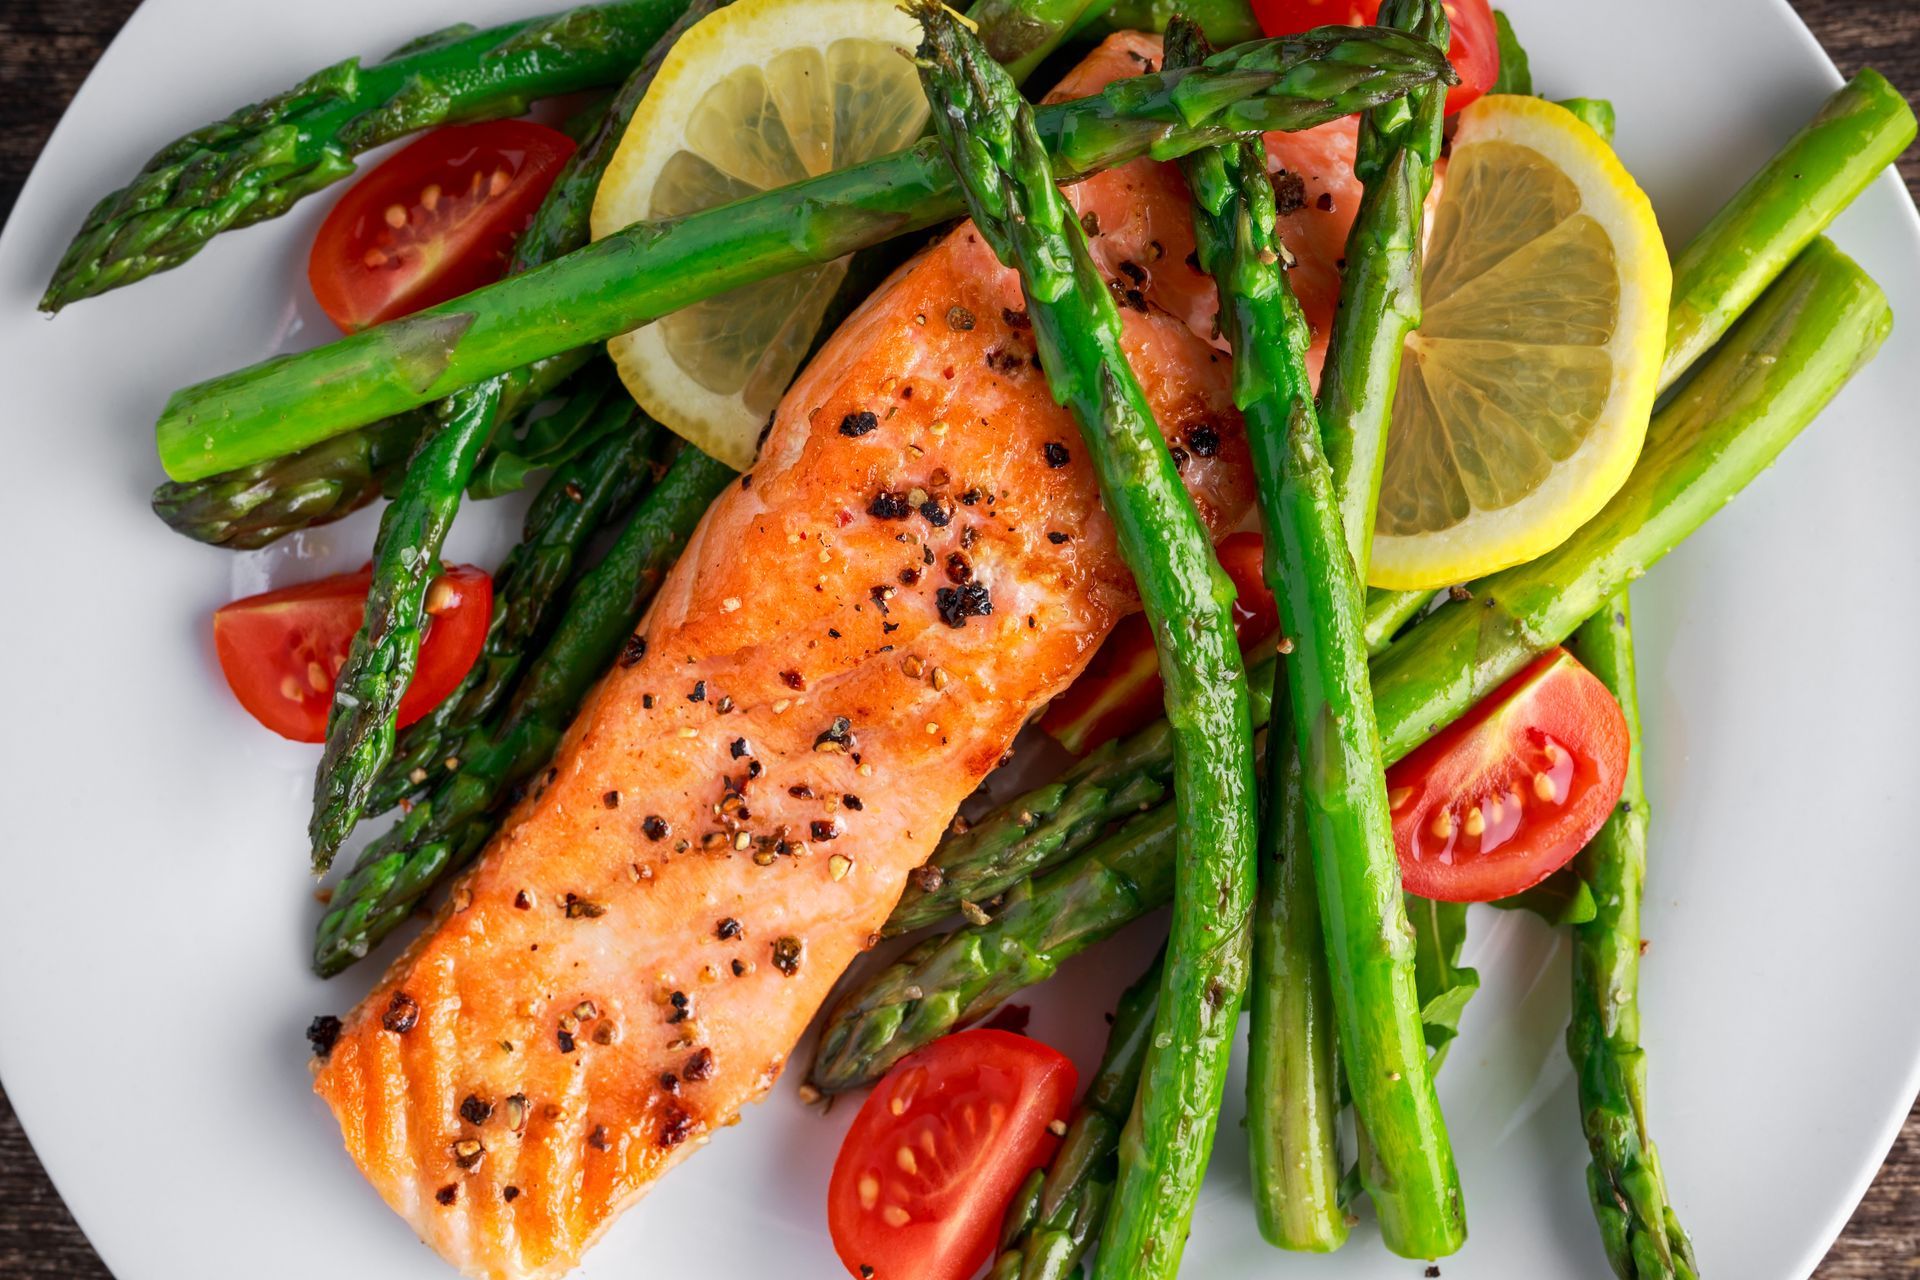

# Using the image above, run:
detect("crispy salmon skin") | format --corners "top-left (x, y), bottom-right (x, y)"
top-left (310, 33), bottom-right (1323, 1280)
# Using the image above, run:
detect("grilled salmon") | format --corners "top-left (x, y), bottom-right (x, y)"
top-left (313, 33), bottom-right (1356, 1279)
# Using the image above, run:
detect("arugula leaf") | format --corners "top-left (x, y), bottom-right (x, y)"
top-left (1491, 10), bottom-right (1533, 95)
top-left (1491, 869), bottom-right (1600, 927)
top-left (1407, 894), bottom-right (1481, 1070)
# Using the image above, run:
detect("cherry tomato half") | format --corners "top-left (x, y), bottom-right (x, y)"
top-left (308, 120), bottom-right (576, 332)
top-left (1041, 532), bottom-right (1278, 754)
top-left (1387, 647), bottom-right (1629, 901)
top-left (213, 564), bottom-right (492, 742)
top-left (1250, 0), bottom-right (1500, 115)
top-left (827, 1029), bottom-right (1078, 1280)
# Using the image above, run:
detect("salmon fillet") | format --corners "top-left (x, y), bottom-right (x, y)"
top-left (313, 34), bottom-right (1351, 1279)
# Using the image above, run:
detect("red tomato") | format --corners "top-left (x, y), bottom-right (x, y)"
top-left (308, 120), bottom-right (576, 331)
top-left (1387, 647), bottom-right (1629, 901)
top-left (827, 1030), bottom-right (1078, 1280)
top-left (213, 564), bottom-right (492, 743)
top-left (1041, 532), bottom-right (1277, 754)
top-left (1250, 0), bottom-right (1500, 115)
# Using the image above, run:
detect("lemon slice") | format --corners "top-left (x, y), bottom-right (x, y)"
top-left (589, 0), bottom-right (929, 469)
top-left (1369, 95), bottom-right (1670, 590)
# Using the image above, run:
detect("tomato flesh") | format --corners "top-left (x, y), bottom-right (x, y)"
top-left (827, 1029), bottom-right (1077, 1280)
top-left (308, 120), bottom-right (576, 332)
top-left (1040, 532), bottom-right (1278, 754)
top-left (213, 564), bottom-right (492, 742)
top-left (1249, 0), bottom-right (1500, 115)
top-left (1387, 647), bottom-right (1629, 901)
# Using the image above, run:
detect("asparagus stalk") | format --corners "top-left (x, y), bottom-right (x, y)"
top-left (1220, 0), bottom-right (1452, 1251)
top-left (1365, 586), bottom-right (1434, 654)
top-left (153, 29), bottom-right (1455, 481)
top-left (1246, 716), bottom-right (1348, 1248)
top-left (314, 445), bottom-right (732, 974)
top-left (309, 380), bottom-right (506, 870)
top-left (1315, 0), bottom-right (1446, 575)
top-left (1176, 7), bottom-right (1461, 1253)
top-left (150, 411), bottom-right (426, 551)
top-left (913, 16), bottom-right (1260, 1277)
top-left (1082, 0), bottom-right (1261, 44)
top-left (304, 0), bottom-right (725, 868)
top-left (886, 690), bottom-right (1211, 934)
top-left (1660, 69), bottom-right (1914, 386)
top-left (991, 952), bottom-right (1164, 1280)
top-left (1566, 595), bottom-right (1698, 1280)
top-left (41, 1), bottom-right (690, 312)
top-left (818, 238), bottom-right (1890, 1092)
top-left (364, 414), bottom-right (663, 816)
top-left (969, 0), bottom-right (1120, 84)
top-left (813, 803), bottom-right (1177, 1091)
top-left (889, 73), bottom-right (1909, 927)
top-left (149, 350), bottom-right (589, 549)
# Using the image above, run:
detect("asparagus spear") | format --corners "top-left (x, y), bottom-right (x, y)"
top-left (1660, 69), bottom-right (1914, 385)
top-left (304, 0), bottom-right (726, 868)
top-left (309, 380), bottom-right (507, 870)
top-left (153, 29), bottom-right (1455, 481)
top-left (1082, 0), bottom-right (1261, 44)
top-left (817, 238), bottom-right (1890, 1088)
top-left (151, 411), bottom-right (426, 551)
top-left (1175, 7), bottom-right (1461, 1253)
top-left (314, 445), bottom-right (732, 974)
top-left (1366, 586), bottom-right (1434, 654)
top-left (1566, 594), bottom-right (1698, 1280)
top-left (913, 16), bottom-right (1260, 1276)
top-left (41, 1), bottom-right (690, 313)
top-left (888, 73), bottom-right (1910, 928)
top-left (1315, 0), bottom-right (1447, 574)
top-left (886, 689), bottom-right (1211, 934)
top-left (364, 414), bottom-right (663, 816)
top-left (991, 952), bottom-right (1164, 1280)
top-left (1197, 0), bottom-right (1451, 1251)
top-left (149, 350), bottom-right (590, 549)
top-left (969, 0), bottom-right (1120, 85)
top-left (153, 0), bottom-right (727, 548)
top-left (813, 802), bottom-right (1177, 1091)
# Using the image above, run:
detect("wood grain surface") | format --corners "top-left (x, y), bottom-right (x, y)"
top-left (0, 0), bottom-right (1915, 1276)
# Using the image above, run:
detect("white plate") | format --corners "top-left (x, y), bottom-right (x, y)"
top-left (1, 1), bottom-right (1915, 1276)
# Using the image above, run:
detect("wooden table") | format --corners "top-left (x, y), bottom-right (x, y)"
top-left (0, 0), bottom-right (1914, 1274)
